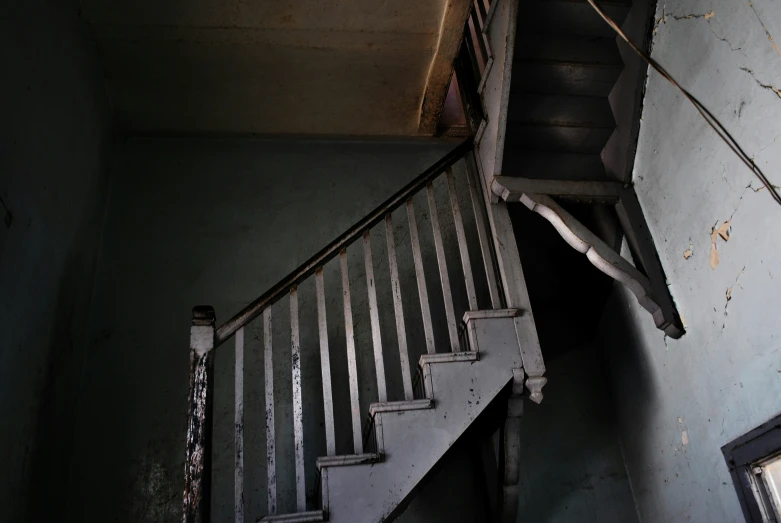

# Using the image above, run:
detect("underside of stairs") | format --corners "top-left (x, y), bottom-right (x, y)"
top-left (506, 0), bottom-right (632, 181)
top-left (496, 0), bottom-right (684, 344)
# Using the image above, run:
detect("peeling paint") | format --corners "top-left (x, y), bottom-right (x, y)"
top-left (709, 220), bottom-right (731, 269)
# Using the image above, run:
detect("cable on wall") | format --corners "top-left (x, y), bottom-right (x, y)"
top-left (586, 0), bottom-right (781, 207)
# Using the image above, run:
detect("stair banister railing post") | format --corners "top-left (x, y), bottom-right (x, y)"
top-left (183, 306), bottom-right (216, 523)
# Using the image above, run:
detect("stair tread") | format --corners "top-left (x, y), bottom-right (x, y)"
top-left (512, 61), bottom-right (622, 97)
top-left (515, 34), bottom-right (622, 66)
top-left (419, 351), bottom-right (479, 366)
top-left (506, 122), bottom-right (613, 153)
top-left (501, 150), bottom-right (609, 181)
top-left (258, 510), bottom-right (326, 523)
top-left (520, 1), bottom-right (632, 37)
top-left (369, 398), bottom-right (434, 416)
top-left (316, 453), bottom-right (382, 470)
top-left (535, 0), bottom-right (632, 7)
top-left (508, 93), bottom-right (615, 128)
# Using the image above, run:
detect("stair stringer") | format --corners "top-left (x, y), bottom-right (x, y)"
top-left (320, 313), bottom-right (523, 523)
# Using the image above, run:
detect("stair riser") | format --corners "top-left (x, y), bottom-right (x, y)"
top-left (515, 34), bottom-right (623, 65)
top-left (522, 2), bottom-right (632, 38)
top-left (508, 94), bottom-right (615, 129)
top-left (513, 62), bottom-right (622, 97)
top-left (507, 124), bottom-right (614, 153)
top-left (501, 150), bottom-right (609, 181)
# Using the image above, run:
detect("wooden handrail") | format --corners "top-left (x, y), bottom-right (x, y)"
top-left (214, 137), bottom-right (474, 346)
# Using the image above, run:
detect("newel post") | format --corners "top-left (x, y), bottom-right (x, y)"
top-left (183, 306), bottom-right (216, 523)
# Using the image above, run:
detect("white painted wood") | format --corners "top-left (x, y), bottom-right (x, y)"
top-left (362, 230), bottom-right (388, 403)
top-left (491, 176), bottom-right (623, 201)
top-left (519, 193), bottom-right (665, 328)
top-left (316, 454), bottom-right (383, 470)
top-left (289, 288), bottom-right (306, 512)
top-left (258, 510), bottom-right (327, 523)
top-left (476, 0), bottom-right (519, 192)
top-left (487, 200), bottom-right (546, 380)
top-left (340, 249), bottom-right (363, 454)
top-left (419, 352), bottom-right (479, 365)
top-left (471, 147), bottom-right (546, 388)
top-left (235, 327), bottom-right (245, 523)
top-left (263, 307), bottom-right (277, 515)
top-left (615, 188), bottom-right (684, 338)
top-left (426, 183), bottom-right (461, 352)
top-left (447, 169), bottom-right (478, 311)
top-left (406, 198), bottom-right (436, 354)
top-left (315, 268), bottom-right (336, 457)
top-left (465, 155), bottom-right (502, 309)
top-left (385, 214), bottom-right (414, 400)
top-left (369, 399), bottom-right (434, 416)
top-left (483, 0), bottom-right (499, 33)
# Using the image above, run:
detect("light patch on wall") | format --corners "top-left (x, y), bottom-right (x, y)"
top-left (129, 456), bottom-right (180, 522)
top-left (710, 220), bottom-right (731, 269)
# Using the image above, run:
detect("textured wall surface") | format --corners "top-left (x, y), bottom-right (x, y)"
top-left (66, 137), bottom-right (479, 522)
top-left (0, 1), bottom-right (112, 521)
top-left (599, 0), bottom-right (781, 520)
top-left (516, 346), bottom-right (638, 523)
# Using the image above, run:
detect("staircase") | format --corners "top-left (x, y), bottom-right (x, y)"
top-left (179, 1), bottom-right (687, 521)
top-left (182, 138), bottom-right (545, 523)
top-left (492, 0), bottom-right (685, 338)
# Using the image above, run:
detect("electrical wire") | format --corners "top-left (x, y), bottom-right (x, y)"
top-left (586, 0), bottom-right (781, 207)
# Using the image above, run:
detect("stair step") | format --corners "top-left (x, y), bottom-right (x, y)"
top-left (369, 398), bottom-right (434, 416)
top-left (508, 93), bottom-right (615, 129)
top-left (513, 60), bottom-right (623, 97)
top-left (419, 351), bottom-right (479, 365)
top-left (316, 453), bottom-right (383, 470)
top-left (501, 150), bottom-right (608, 181)
top-left (506, 122), bottom-right (613, 153)
top-left (513, 33), bottom-right (623, 97)
top-left (521, 0), bottom-right (633, 38)
top-left (516, 33), bottom-right (622, 66)
top-left (258, 510), bottom-right (327, 523)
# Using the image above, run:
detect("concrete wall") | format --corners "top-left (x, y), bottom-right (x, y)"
top-left (0, 2), bottom-right (112, 521)
top-left (516, 346), bottom-right (638, 523)
top-left (599, 0), bottom-right (781, 520)
top-left (66, 137), bottom-right (484, 522)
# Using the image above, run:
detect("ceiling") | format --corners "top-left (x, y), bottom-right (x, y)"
top-left (83, 0), bottom-right (470, 136)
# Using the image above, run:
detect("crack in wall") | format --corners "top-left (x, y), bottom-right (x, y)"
top-left (747, 0), bottom-right (781, 60)
top-left (739, 67), bottom-right (781, 98)
top-left (653, 7), bottom-right (743, 56)
top-left (654, 6), bottom-right (715, 33)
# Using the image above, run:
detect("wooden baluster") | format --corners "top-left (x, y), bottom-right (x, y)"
top-left (363, 230), bottom-right (388, 402)
top-left (315, 268), bottom-right (336, 456)
top-left (466, 155), bottom-right (502, 309)
top-left (290, 287), bottom-right (306, 511)
top-left (469, 8), bottom-right (488, 70)
top-left (426, 182), bottom-right (462, 352)
top-left (235, 327), bottom-right (245, 523)
top-left (474, 0), bottom-right (488, 28)
top-left (183, 306), bottom-right (215, 523)
top-left (406, 198), bottom-right (436, 354)
top-left (447, 168), bottom-right (478, 311)
top-left (340, 249), bottom-right (363, 453)
top-left (263, 308), bottom-right (277, 516)
top-left (385, 214), bottom-right (414, 400)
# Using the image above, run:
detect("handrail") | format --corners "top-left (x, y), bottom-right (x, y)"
top-left (214, 137), bottom-right (474, 346)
